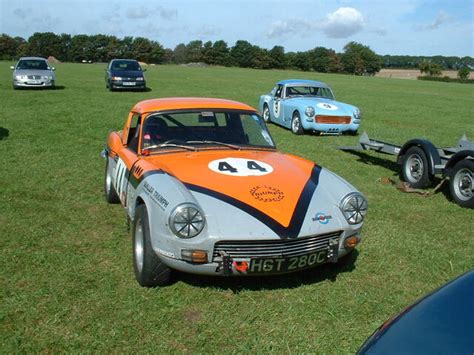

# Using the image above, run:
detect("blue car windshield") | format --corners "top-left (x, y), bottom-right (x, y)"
top-left (111, 61), bottom-right (141, 71)
top-left (17, 60), bottom-right (48, 70)
top-left (286, 85), bottom-right (334, 100)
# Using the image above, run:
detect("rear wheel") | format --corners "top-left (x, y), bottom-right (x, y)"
top-left (291, 111), bottom-right (304, 135)
top-left (449, 159), bottom-right (473, 208)
top-left (133, 205), bottom-right (172, 287)
top-left (262, 104), bottom-right (271, 123)
top-left (104, 158), bottom-right (120, 204)
top-left (401, 146), bottom-right (432, 188)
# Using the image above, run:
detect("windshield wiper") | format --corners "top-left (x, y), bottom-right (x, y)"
top-left (185, 140), bottom-right (241, 150)
top-left (144, 143), bottom-right (197, 152)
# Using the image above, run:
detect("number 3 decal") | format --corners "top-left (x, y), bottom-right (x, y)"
top-left (209, 158), bottom-right (273, 176)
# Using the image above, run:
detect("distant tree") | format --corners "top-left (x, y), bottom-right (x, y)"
top-left (293, 52), bottom-right (312, 71)
top-left (230, 40), bottom-right (255, 67)
top-left (457, 66), bottom-right (470, 79)
top-left (211, 40), bottom-right (230, 66)
top-left (26, 32), bottom-right (63, 59)
top-left (252, 47), bottom-right (272, 69)
top-left (69, 34), bottom-right (93, 62)
top-left (419, 60), bottom-right (431, 74)
top-left (185, 40), bottom-right (203, 63)
top-left (0, 34), bottom-right (24, 59)
top-left (309, 47), bottom-right (332, 73)
top-left (172, 43), bottom-right (187, 64)
top-left (201, 41), bottom-right (213, 64)
top-left (162, 48), bottom-right (174, 64)
top-left (269, 45), bottom-right (286, 69)
top-left (428, 63), bottom-right (442, 76)
top-left (341, 41), bottom-right (381, 75)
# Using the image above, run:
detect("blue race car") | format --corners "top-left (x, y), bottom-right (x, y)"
top-left (258, 79), bottom-right (361, 135)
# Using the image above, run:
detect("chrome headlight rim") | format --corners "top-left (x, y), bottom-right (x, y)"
top-left (169, 203), bottom-right (205, 239)
top-left (339, 192), bottom-right (368, 225)
top-left (305, 106), bottom-right (315, 117)
top-left (354, 108), bottom-right (362, 119)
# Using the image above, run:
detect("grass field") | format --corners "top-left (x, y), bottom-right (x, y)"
top-left (1, 62), bottom-right (473, 353)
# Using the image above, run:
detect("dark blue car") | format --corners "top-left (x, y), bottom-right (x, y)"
top-left (358, 270), bottom-right (474, 354)
top-left (105, 59), bottom-right (146, 91)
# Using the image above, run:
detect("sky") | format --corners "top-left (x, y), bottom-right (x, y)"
top-left (1, 0), bottom-right (473, 57)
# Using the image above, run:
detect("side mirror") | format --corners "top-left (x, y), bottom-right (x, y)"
top-left (142, 68), bottom-right (147, 72)
top-left (52, 67), bottom-right (56, 71)
top-left (10, 66), bottom-right (14, 70)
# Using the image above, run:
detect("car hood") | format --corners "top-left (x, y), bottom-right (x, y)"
top-left (288, 97), bottom-right (357, 116)
top-left (110, 70), bottom-right (144, 77)
top-left (13, 69), bottom-right (54, 76)
top-left (144, 149), bottom-right (352, 228)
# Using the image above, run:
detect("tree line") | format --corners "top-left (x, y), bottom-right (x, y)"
top-left (0, 32), bottom-right (472, 75)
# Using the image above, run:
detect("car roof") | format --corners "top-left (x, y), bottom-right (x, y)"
top-left (277, 79), bottom-right (329, 88)
top-left (18, 57), bottom-right (47, 61)
top-left (110, 59), bottom-right (139, 62)
top-left (132, 97), bottom-right (257, 114)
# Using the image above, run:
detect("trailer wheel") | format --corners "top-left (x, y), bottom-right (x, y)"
top-left (401, 146), bottom-right (432, 189)
top-left (449, 159), bottom-right (473, 208)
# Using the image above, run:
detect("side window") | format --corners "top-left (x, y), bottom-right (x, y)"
top-left (275, 85), bottom-right (283, 98)
top-left (127, 114), bottom-right (141, 153)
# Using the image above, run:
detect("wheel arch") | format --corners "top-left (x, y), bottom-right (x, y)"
top-left (397, 139), bottom-right (441, 176)
top-left (443, 150), bottom-right (474, 177)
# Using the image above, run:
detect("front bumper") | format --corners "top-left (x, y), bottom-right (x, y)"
top-left (303, 118), bottom-right (360, 134)
top-left (110, 80), bottom-right (146, 90)
top-left (155, 229), bottom-right (361, 276)
top-left (13, 79), bottom-right (55, 88)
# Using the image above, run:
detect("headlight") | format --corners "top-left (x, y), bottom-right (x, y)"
top-left (354, 108), bottom-right (362, 119)
top-left (15, 75), bottom-right (26, 80)
top-left (111, 76), bottom-right (122, 81)
top-left (42, 75), bottom-right (52, 80)
top-left (340, 192), bottom-right (368, 224)
top-left (169, 203), bottom-right (205, 238)
top-left (305, 106), bottom-right (315, 117)
top-left (136, 77), bottom-right (144, 81)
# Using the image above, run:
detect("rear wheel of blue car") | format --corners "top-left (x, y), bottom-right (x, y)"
top-left (133, 204), bottom-right (172, 287)
top-left (263, 104), bottom-right (271, 123)
top-left (291, 111), bottom-right (303, 135)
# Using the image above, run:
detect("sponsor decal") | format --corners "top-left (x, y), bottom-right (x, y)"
top-left (312, 212), bottom-right (332, 224)
top-left (208, 158), bottom-right (273, 176)
top-left (233, 261), bottom-right (249, 273)
top-left (143, 181), bottom-right (169, 210)
top-left (316, 102), bottom-right (338, 111)
top-left (250, 185), bottom-right (285, 202)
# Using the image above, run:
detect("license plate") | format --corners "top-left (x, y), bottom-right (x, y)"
top-left (248, 249), bottom-right (328, 274)
top-left (28, 80), bottom-right (41, 84)
top-left (123, 82), bottom-right (136, 86)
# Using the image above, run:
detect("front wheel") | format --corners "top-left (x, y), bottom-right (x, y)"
top-left (449, 159), bottom-right (473, 208)
top-left (104, 158), bottom-right (120, 204)
top-left (262, 104), bottom-right (271, 123)
top-left (291, 111), bottom-right (304, 135)
top-left (133, 205), bottom-right (172, 287)
top-left (401, 146), bottom-right (432, 189)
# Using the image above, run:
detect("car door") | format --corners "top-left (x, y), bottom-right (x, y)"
top-left (113, 113), bottom-right (141, 206)
top-left (272, 85), bottom-right (284, 125)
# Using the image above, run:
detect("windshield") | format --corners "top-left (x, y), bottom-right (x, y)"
top-left (286, 85), bottom-right (334, 100)
top-left (111, 60), bottom-right (141, 71)
top-left (17, 59), bottom-right (49, 70)
top-left (141, 110), bottom-right (275, 151)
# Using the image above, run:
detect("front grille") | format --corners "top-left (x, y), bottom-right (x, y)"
top-left (316, 115), bottom-right (351, 124)
top-left (27, 75), bottom-right (41, 80)
top-left (213, 231), bottom-right (341, 259)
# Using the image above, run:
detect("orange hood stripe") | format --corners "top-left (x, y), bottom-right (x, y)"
top-left (182, 165), bottom-right (322, 238)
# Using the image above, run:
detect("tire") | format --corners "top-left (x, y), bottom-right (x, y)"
top-left (401, 146), bottom-right (432, 189)
top-left (449, 159), bottom-right (473, 208)
top-left (348, 130), bottom-right (358, 136)
top-left (291, 111), bottom-right (304, 135)
top-left (104, 157), bottom-right (120, 204)
top-left (133, 205), bottom-right (172, 287)
top-left (262, 104), bottom-right (271, 123)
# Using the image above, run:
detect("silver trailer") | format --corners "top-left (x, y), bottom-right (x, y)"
top-left (339, 132), bottom-right (473, 208)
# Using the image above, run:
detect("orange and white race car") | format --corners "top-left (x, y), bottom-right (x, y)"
top-left (102, 98), bottom-right (368, 287)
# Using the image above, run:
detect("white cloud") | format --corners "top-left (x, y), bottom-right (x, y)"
top-left (266, 18), bottom-right (314, 39)
top-left (321, 7), bottom-right (365, 38)
top-left (126, 6), bottom-right (177, 20)
top-left (428, 11), bottom-right (450, 29)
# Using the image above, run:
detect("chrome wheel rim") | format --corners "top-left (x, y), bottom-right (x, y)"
top-left (405, 154), bottom-right (424, 182)
top-left (453, 168), bottom-right (473, 201)
top-left (134, 219), bottom-right (144, 273)
top-left (263, 107), bottom-right (270, 122)
top-left (292, 115), bottom-right (300, 133)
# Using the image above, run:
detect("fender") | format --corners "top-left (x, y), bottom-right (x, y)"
top-left (397, 139), bottom-right (441, 175)
top-left (443, 150), bottom-right (474, 177)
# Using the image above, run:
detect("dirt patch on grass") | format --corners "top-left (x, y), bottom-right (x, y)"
top-left (376, 69), bottom-right (459, 80)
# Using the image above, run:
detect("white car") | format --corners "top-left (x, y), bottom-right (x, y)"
top-left (11, 57), bottom-right (56, 89)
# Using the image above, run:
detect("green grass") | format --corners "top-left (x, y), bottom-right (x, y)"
top-left (1, 62), bottom-right (473, 353)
